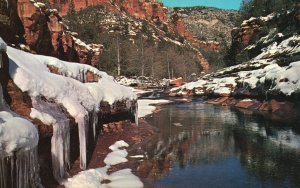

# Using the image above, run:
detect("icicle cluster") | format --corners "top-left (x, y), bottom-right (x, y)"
top-left (0, 38), bottom-right (41, 188)
top-left (0, 92), bottom-right (40, 187)
top-left (30, 98), bottom-right (71, 182)
top-left (0, 148), bottom-right (40, 188)
top-left (76, 109), bottom-right (99, 170)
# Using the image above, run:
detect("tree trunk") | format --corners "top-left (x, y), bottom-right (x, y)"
top-left (117, 36), bottom-right (121, 76)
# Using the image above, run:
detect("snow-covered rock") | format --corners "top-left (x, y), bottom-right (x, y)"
top-left (0, 116), bottom-right (39, 156)
top-left (171, 35), bottom-right (300, 98)
top-left (7, 45), bottom-right (137, 172)
top-left (64, 140), bottom-right (143, 188)
top-left (7, 46), bottom-right (137, 117)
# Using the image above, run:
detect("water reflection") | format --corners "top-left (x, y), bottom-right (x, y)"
top-left (140, 101), bottom-right (300, 187)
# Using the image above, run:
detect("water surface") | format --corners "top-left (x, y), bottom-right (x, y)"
top-left (143, 100), bottom-right (300, 188)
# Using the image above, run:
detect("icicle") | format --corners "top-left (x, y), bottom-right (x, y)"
top-left (0, 52), bottom-right (3, 69)
top-left (0, 156), bottom-right (8, 188)
top-left (132, 100), bottom-right (139, 126)
top-left (0, 148), bottom-right (41, 188)
top-left (92, 110), bottom-right (98, 140)
top-left (77, 114), bottom-right (89, 169)
top-left (52, 120), bottom-right (70, 182)
top-left (31, 98), bottom-right (70, 183)
top-left (16, 148), bottom-right (40, 188)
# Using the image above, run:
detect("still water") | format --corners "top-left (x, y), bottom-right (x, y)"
top-left (143, 100), bottom-right (300, 188)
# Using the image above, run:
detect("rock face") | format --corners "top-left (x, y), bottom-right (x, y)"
top-left (48, 0), bottom-right (214, 72)
top-left (49, 0), bottom-right (167, 22)
top-left (115, 0), bottom-right (168, 22)
top-left (0, 0), bottom-right (25, 44)
top-left (227, 3), bottom-right (300, 65)
top-left (0, 0), bottom-right (103, 66)
top-left (168, 7), bottom-right (238, 46)
top-left (168, 12), bottom-right (221, 52)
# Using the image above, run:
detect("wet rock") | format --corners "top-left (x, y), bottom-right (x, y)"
top-left (258, 102), bottom-right (271, 111)
top-left (270, 100), bottom-right (295, 117)
top-left (170, 77), bottom-right (183, 87)
top-left (235, 99), bottom-right (261, 110)
top-left (207, 97), bottom-right (229, 105)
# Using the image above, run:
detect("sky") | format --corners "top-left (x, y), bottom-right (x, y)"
top-left (162, 0), bottom-right (242, 10)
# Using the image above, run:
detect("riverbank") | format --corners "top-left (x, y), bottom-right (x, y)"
top-left (53, 119), bottom-right (159, 188)
top-left (206, 96), bottom-right (300, 123)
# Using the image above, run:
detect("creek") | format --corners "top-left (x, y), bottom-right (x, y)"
top-left (143, 99), bottom-right (300, 188)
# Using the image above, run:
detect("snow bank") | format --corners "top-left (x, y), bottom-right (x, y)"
top-left (7, 46), bottom-right (136, 116)
top-left (0, 115), bottom-right (38, 156)
top-left (138, 99), bottom-right (172, 118)
top-left (64, 140), bottom-right (143, 188)
top-left (171, 35), bottom-right (300, 97)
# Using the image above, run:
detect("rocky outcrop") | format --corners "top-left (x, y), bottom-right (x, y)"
top-left (0, 0), bottom-right (25, 44)
top-left (168, 13), bottom-right (221, 52)
top-left (168, 7), bottom-right (238, 46)
top-left (115, 0), bottom-right (167, 22)
top-left (227, 3), bottom-right (300, 65)
top-left (1, 0), bottom-right (104, 66)
top-left (49, 0), bottom-right (167, 22)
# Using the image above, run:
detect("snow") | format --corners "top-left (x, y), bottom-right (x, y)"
top-left (0, 116), bottom-right (39, 156)
top-left (104, 150), bottom-right (128, 166)
top-left (118, 77), bottom-right (138, 86)
top-left (0, 83), bottom-right (40, 188)
top-left (30, 108), bottom-right (56, 125)
top-left (241, 14), bottom-right (274, 27)
top-left (131, 88), bottom-right (152, 96)
top-left (241, 99), bottom-right (253, 102)
top-left (109, 140), bottom-right (129, 151)
top-left (138, 99), bottom-right (172, 118)
top-left (260, 13), bottom-right (275, 22)
top-left (104, 140), bottom-right (129, 166)
top-left (172, 34), bottom-right (300, 97)
top-left (0, 37), bottom-right (7, 52)
top-left (64, 140), bottom-right (143, 188)
top-left (273, 61), bottom-right (300, 95)
top-left (6, 46), bottom-right (137, 170)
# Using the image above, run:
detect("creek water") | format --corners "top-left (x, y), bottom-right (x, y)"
top-left (144, 99), bottom-right (300, 188)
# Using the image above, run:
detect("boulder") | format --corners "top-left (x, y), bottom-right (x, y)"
top-left (235, 99), bottom-right (261, 110)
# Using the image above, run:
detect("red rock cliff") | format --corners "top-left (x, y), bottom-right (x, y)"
top-left (16, 0), bottom-right (103, 66)
top-left (49, 0), bottom-right (167, 22)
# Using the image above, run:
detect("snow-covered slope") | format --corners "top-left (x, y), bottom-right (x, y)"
top-left (171, 35), bottom-right (300, 98)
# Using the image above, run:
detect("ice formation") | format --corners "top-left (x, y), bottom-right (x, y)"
top-left (138, 99), bottom-right (172, 118)
top-left (30, 98), bottom-right (71, 182)
top-left (64, 140), bottom-right (143, 188)
top-left (6, 44), bottom-right (137, 184)
top-left (0, 37), bottom-right (41, 188)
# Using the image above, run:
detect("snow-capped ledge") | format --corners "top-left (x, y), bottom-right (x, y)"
top-left (0, 113), bottom-right (39, 156)
top-left (6, 45), bottom-right (137, 173)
